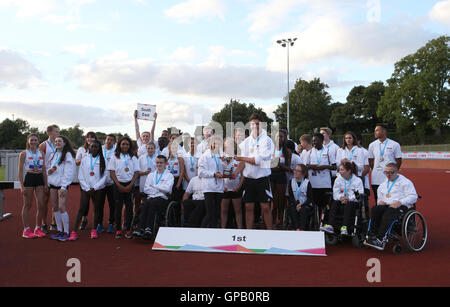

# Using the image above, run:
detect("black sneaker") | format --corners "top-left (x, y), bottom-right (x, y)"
top-left (50, 224), bottom-right (58, 231)
top-left (41, 224), bottom-right (50, 234)
top-left (80, 219), bottom-right (88, 230)
top-left (132, 229), bottom-right (143, 238)
top-left (143, 228), bottom-right (152, 240)
top-left (364, 238), bottom-right (385, 251)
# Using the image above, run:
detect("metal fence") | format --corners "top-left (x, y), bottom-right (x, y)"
top-left (3, 152), bottom-right (79, 183)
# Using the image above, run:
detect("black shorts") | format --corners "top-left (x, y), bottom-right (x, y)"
top-left (223, 188), bottom-right (243, 200)
top-left (242, 177), bottom-right (272, 204)
top-left (23, 172), bottom-right (44, 187)
top-left (49, 185), bottom-right (66, 190)
top-left (269, 171), bottom-right (287, 184)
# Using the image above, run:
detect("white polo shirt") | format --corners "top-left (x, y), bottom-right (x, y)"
top-left (360, 146), bottom-right (370, 189)
top-left (107, 153), bottom-right (140, 183)
top-left (185, 176), bottom-right (204, 201)
top-left (368, 138), bottom-right (402, 185)
top-left (238, 129), bottom-right (275, 179)
top-left (102, 145), bottom-right (116, 186)
top-left (138, 153), bottom-right (157, 193)
top-left (290, 178), bottom-right (310, 205)
top-left (324, 140), bottom-right (339, 177)
top-left (336, 146), bottom-right (365, 176)
top-left (198, 149), bottom-right (224, 193)
top-left (376, 174), bottom-right (417, 208)
top-left (307, 146), bottom-right (335, 189)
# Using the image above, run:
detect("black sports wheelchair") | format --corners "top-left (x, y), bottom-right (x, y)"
top-left (317, 191), bottom-right (370, 248)
top-left (365, 195), bottom-right (427, 254)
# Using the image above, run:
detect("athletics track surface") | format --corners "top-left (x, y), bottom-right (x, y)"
top-left (0, 169), bottom-right (449, 287)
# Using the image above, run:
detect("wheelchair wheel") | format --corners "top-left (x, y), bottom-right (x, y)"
top-left (325, 233), bottom-right (338, 245)
top-left (401, 210), bottom-right (427, 252)
top-left (165, 201), bottom-right (181, 227)
top-left (312, 204), bottom-right (321, 231)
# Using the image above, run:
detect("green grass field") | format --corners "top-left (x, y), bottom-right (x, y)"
top-left (0, 167), bottom-right (5, 181)
top-left (401, 144), bottom-right (450, 152)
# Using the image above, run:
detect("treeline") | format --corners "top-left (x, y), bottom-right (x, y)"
top-left (212, 36), bottom-right (449, 146)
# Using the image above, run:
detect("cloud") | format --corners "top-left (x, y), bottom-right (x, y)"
top-left (266, 16), bottom-right (436, 71)
top-left (164, 0), bottom-right (226, 23)
top-left (62, 44), bottom-right (95, 55)
top-left (429, 0), bottom-right (450, 27)
top-left (68, 51), bottom-right (285, 99)
top-left (0, 101), bottom-right (129, 128)
top-left (0, 49), bottom-right (45, 89)
top-left (170, 46), bottom-right (198, 61)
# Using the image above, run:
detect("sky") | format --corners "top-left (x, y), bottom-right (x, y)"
top-left (0, 0), bottom-right (449, 138)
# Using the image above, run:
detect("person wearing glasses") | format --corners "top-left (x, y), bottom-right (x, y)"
top-left (368, 124), bottom-right (402, 204)
top-left (364, 162), bottom-right (417, 250)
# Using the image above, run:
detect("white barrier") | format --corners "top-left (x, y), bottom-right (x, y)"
top-left (402, 152), bottom-right (450, 160)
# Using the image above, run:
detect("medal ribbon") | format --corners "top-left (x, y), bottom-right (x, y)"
top-left (103, 147), bottom-right (113, 160)
top-left (190, 156), bottom-right (195, 169)
top-left (146, 154), bottom-right (154, 169)
top-left (379, 139), bottom-right (389, 159)
top-left (386, 175), bottom-right (399, 195)
top-left (52, 152), bottom-right (61, 168)
top-left (315, 147), bottom-right (325, 164)
top-left (169, 157), bottom-right (176, 173)
top-left (121, 153), bottom-right (129, 169)
top-left (344, 175), bottom-right (352, 196)
top-left (155, 171), bottom-right (164, 185)
top-left (296, 179), bottom-right (305, 201)
top-left (29, 149), bottom-right (39, 167)
top-left (90, 154), bottom-right (99, 173)
top-left (347, 147), bottom-right (356, 162)
top-left (47, 140), bottom-right (56, 153)
top-left (212, 154), bottom-right (220, 173)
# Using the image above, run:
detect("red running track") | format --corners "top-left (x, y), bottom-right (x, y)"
top-left (0, 169), bottom-right (449, 287)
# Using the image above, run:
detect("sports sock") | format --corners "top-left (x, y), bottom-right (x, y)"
top-left (61, 211), bottom-right (69, 234)
top-left (54, 211), bottom-right (63, 232)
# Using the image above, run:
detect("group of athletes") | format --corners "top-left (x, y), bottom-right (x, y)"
top-left (18, 111), bottom-right (418, 251)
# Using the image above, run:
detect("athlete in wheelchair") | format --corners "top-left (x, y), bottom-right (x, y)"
top-left (364, 162), bottom-right (427, 253)
top-left (285, 164), bottom-right (314, 231)
top-left (320, 161), bottom-right (368, 247)
top-left (132, 155), bottom-right (174, 240)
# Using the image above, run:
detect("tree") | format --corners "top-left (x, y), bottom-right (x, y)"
top-left (211, 99), bottom-right (273, 136)
top-left (60, 124), bottom-right (84, 148)
top-left (0, 118), bottom-right (30, 149)
top-left (274, 78), bottom-right (333, 140)
top-left (378, 35), bottom-right (450, 138)
top-left (330, 81), bottom-right (386, 134)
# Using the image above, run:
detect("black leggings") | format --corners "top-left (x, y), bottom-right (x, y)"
top-left (75, 189), bottom-right (102, 230)
top-left (138, 197), bottom-right (168, 230)
top-left (370, 205), bottom-right (408, 239)
top-left (183, 199), bottom-right (206, 227)
top-left (114, 182), bottom-right (133, 232)
top-left (287, 203), bottom-right (312, 230)
top-left (328, 200), bottom-right (357, 229)
top-left (204, 192), bottom-right (222, 228)
top-left (99, 185), bottom-right (115, 225)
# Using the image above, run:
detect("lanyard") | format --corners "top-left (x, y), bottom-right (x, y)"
top-left (146, 154), bottom-right (155, 169)
top-left (103, 147), bottom-right (113, 160)
top-left (47, 140), bottom-right (56, 153)
top-left (315, 147), bottom-right (325, 164)
top-left (90, 154), bottom-right (99, 172)
top-left (344, 175), bottom-right (352, 196)
top-left (155, 171), bottom-right (164, 185)
top-left (190, 156), bottom-right (195, 169)
top-left (387, 175), bottom-right (399, 194)
top-left (168, 157), bottom-right (176, 172)
top-left (29, 149), bottom-right (39, 166)
top-left (227, 158), bottom-right (236, 171)
top-left (346, 147), bottom-right (356, 161)
top-left (379, 139), bottom-right (389, 157)
top-left (121, 153), bottom-right (129, 168)
top-left (52, 152), bottom-right (61, 167)
top-left (296, 179), bottom-right (305, 200)
top-left (212, 154), bottom-right (220, 172)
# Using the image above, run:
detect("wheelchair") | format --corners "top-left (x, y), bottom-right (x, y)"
top-left (319, 191), bottom-right (369, 248)
top-left (282, 202), bottom-right (315, 231)
top-left (365, 196), bottom-right (427, 254)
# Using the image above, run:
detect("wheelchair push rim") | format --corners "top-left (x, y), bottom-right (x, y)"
top-left (165, 201), bottom-right (181, 227)
top-left (401, 210), bottom-right (427, 252)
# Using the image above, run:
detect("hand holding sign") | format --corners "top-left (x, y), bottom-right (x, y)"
top-left (136, 104), bottom-right (156, 121)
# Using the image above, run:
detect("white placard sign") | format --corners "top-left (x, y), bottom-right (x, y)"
top-left (137, 104), bottom-right (156, 121)
top-left (153, 227), bottom-right (326, 256)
